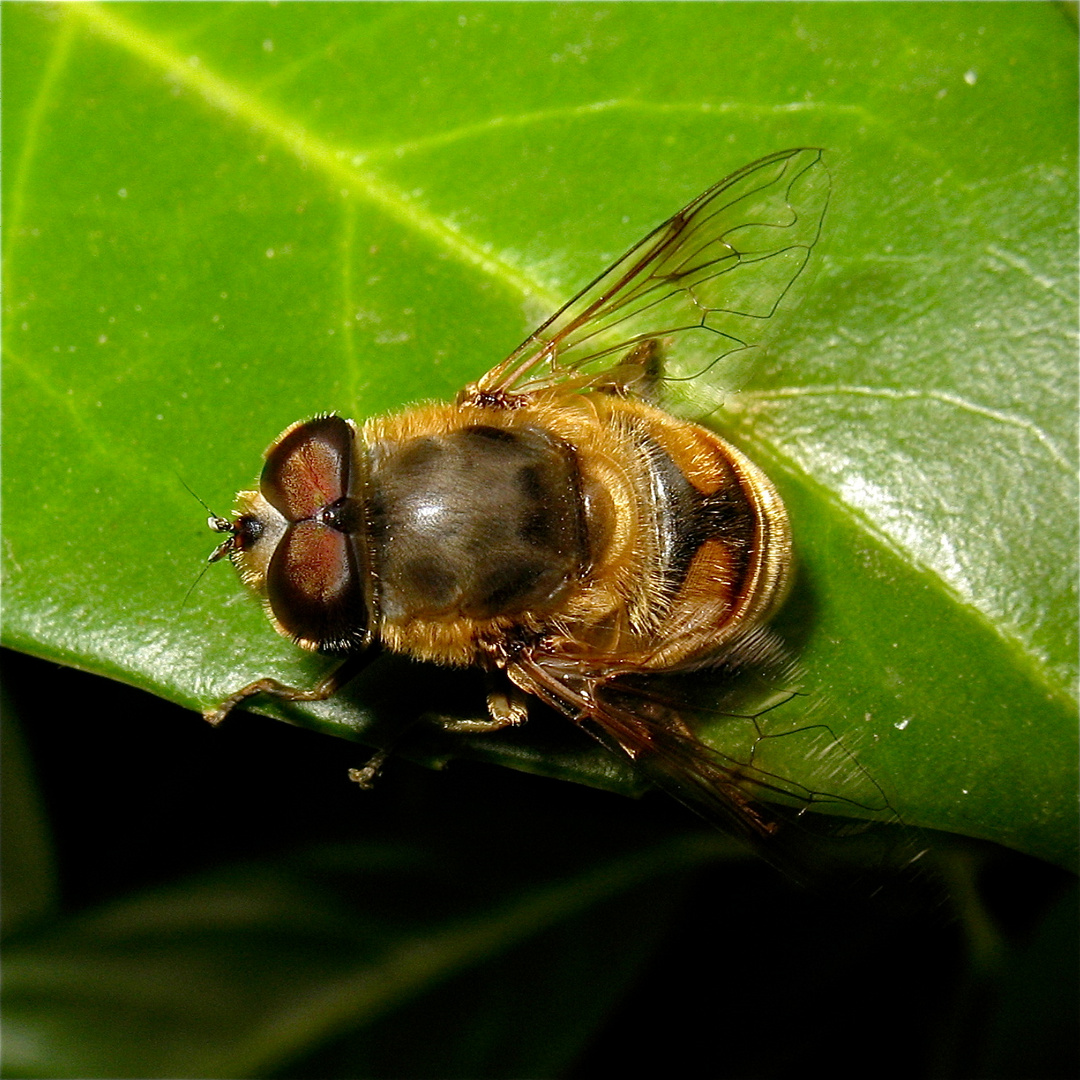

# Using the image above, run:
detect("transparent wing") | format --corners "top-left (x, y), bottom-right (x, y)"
top-left (509, 633), bottom-right (924, 889)
top-left (472, 148), bottom-right (829, 403)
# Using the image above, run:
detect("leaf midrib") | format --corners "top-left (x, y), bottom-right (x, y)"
top-left (67, 3), bottom-right (556, 308)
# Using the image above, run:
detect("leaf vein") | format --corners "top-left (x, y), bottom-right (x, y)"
top-left (737, 384), bottom-right (1074, 474)
top-left (68, 4), bottom-right (556, 308)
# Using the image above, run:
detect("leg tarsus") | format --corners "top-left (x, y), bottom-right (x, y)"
top-left (435, 715), bottom-right (517, 734)
top-left (434, 673), bottom-right (529, 733)
top-left (348, 748), bottom-right (391, 790)
top-left (203, 653), bottom-right (372, 726)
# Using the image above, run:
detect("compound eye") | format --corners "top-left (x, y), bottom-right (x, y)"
top-left (261, 415), bottom-right (354, 521)
top-left (265, 519), bottom-right (367, 650)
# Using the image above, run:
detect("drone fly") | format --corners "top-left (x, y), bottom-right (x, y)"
top-left (204, 148), bottom-right (905, 867)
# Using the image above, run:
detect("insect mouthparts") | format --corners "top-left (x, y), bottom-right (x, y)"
top-left (207, 531), bottom-right (237, 564)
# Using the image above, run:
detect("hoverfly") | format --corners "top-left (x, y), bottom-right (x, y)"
top-left (204, 148), bottom-right (902, 871)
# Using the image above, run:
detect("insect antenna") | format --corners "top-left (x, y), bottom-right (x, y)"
top-left (174, 472), bottom-right (236, 615)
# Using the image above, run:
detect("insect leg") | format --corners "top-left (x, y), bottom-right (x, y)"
top-left (594, 339), bottom-right (663, 399)
top-left (434, 671), bottom-right (530, 733)
top-left (350, 673), bottom-right (528, 789)
top-left (347, 748), bottom-right (392, 790)
top-left (203, 652), bottom-right (373, 726)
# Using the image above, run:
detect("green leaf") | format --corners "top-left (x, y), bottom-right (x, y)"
top-left (3, 3), bottom-right (1076, 868)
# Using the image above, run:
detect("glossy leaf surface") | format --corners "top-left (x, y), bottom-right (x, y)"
top-left (3, 3), bottom-right (1076, 870)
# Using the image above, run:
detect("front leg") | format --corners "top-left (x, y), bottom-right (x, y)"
top-left (203, 653), bottom-right (372, 726)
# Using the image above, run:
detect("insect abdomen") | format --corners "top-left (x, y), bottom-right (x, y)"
top-left (545, 395), bottom-right (792, 671)
top-left (631, 403), bottom-right (792, 669)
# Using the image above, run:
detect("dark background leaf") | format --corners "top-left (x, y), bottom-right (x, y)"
top-left (2, 4), bottom-right (1077, 1078)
